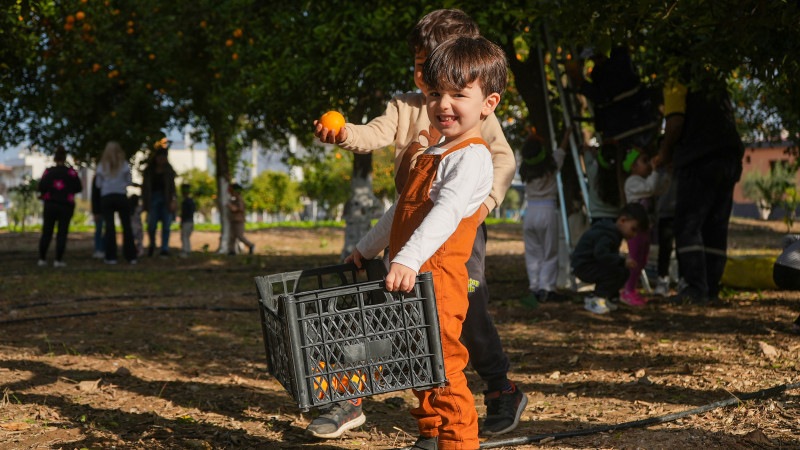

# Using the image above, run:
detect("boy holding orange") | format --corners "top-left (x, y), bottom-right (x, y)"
top-left (346, 35), bottom-right (507, 450)
top-left (312, 9), bottom-right (523, 441)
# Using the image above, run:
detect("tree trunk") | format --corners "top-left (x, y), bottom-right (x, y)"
top-left (504, 39), bottom-right (584, 216)
top-left (214, 130), bottom-right (232, 254)
top-left (341, 152), bottom-right (378, 260)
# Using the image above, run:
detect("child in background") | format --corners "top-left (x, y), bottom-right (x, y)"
top-left (583, 140), bottom-right (623, 225)
top-left (180, 184), bottom-right (195, 257)
top-left (129, 194), bottom-right (144, 258)
top-left (312, 9), bottom-right (524, 439)
top-left (571, 203), bottom-right (649, 314)
top-left (226, 183), bottom-right (255, 255)
top-left (346, 35), bottom-right (505, 450)
top-left (621, 147), bottom-right (670, 306)
top-left (519, 127), bottom-right (571, 307)
top-left (91, 174), bottom-right (105, 259)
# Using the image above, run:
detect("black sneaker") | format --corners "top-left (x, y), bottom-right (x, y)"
top-left (540, 290), bottom-right (571, 302)
top-left (305, 400), bottom-right (366, 439)
top-left (411, 435), bottom-right (437, 450)
top-left (667, 289), bottom-right (708, 306)
top-left (147, 246), bottom-right (155, 257)
top-left (159, 249), bottom-right (170, 257)
top-left (482, 381), bottom-right (527, 435)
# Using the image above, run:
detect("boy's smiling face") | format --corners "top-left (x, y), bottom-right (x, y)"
top-left (414, 50), bottom-right (429, 95)
top-left (425, 80), bottom-right (499, 146)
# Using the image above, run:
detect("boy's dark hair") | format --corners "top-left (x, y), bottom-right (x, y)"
top-left (407, 9), bottom-right (479, 57)
top-left (181, 183), bottom-right (191, 194)
top-left (595, 140), bottom-right (622, 207)
top-left (619, 202), bottom-right (649, 231)
top-left (519, 137), bottom-right (558, 183)
top-left (422, 36), bottom-right (508, 98)
top-left (230, 183), bottom-right (243, 192)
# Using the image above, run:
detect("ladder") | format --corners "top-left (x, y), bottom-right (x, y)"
top-left (537, 25), bottom-right (653, 293)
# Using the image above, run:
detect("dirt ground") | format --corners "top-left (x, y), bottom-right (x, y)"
top-left (0, 220), bottom-right (798, 449)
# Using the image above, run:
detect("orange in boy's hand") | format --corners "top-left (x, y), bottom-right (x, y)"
top-left (319, 111), bottom-right (345, 135)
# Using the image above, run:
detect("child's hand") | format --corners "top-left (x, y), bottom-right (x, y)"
top-left (625, 257), bottom-right (637, 269)
top-left (385, 262), bottom-right (417, 292)
top-left (344, 247), bottom-right (365, 268)
top-left (314, 120), bottom-right (348, 144)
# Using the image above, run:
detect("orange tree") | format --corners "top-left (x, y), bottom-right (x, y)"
top-left (1, 1), bottom-right (176, 162)
top-left (246, 171), bottom-right (303, 218)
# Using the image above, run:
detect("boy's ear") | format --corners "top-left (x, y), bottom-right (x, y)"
top-left (481, 93), bottom-right (501, 118)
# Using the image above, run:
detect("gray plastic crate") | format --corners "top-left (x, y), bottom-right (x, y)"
top-left (255, 260), bottom-right (447, 410)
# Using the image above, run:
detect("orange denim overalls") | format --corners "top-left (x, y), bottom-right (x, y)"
top-left (389, 137), bottom-right (487, 450)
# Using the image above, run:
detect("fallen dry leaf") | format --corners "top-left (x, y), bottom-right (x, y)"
top-left (758, 341), bottom-right (778, 359)
top-left (77, 379), bottom-right (102, 392)
top-left (0, 422), bottom-right (31, 431)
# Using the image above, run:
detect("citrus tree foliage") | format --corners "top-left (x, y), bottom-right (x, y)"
top-left (741, 163), bottom-right (800, 227)
top-left (2, 1), bottom-right (177, 162)
top-left (295, 150), bottom-right (352, 219)
top-left (7, 177), bottom-right (41, 232)
top-left (468, 0), bottom-right (800, 143)
top-left (179, 168), bottom-right (217, 222)
top-left (246, 171), bottom-right (303, 216)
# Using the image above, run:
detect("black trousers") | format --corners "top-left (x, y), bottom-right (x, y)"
top-left (101, 194), bottom-right (137, 261)
top-left (39, 201), bottom-right (74, 261)
top-left (461, 222), bottom-right (510, 392)
top-left (674, 156), bottom-right (741, 298)
top-left (573, 261), bottom-right (629, 299)
top-left (657, 217), bottom-right (675, 277)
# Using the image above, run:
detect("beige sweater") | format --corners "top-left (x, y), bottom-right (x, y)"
top-left (339, 91), bottom-right (515, 212)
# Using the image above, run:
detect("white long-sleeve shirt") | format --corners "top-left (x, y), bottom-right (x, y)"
top-left (624, 170), bottom-right (670, 202)
top-left (355, 142), bottom-right (493, 273)
top-left (95, 162), bottom-right (132, 196)
top-left (524, 147), bottom-right (566, 202)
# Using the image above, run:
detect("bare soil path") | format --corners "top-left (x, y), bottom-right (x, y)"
top-left (0, 221), bottom-right (798, 449)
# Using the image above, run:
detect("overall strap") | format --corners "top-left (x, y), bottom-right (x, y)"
top-left (440, 137), bottom-right (490, 159)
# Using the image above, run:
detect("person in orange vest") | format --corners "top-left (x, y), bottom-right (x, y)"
top-left (347, 36), bottom-right (506, 450)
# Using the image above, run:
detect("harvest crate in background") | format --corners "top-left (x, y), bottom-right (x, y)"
top-left (255, 260), bottom-right (446, 410)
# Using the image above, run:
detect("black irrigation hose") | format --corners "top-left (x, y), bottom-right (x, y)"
top-left (7, 293), bottom-right (180, 310)
top-left (476, 381), bottom-right (800, 448)
top-left (6, 291), bottom-right (252, 311)
top-left (0, 305), bottom-right (258, 325)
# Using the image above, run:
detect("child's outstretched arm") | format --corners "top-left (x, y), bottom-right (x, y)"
top-left (336, 95), bottom-right (408, 153)
top-left (345, 203), bottom-right (395, 267)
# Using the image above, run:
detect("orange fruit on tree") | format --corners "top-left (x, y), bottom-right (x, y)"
top-left (66, 15), bottom-right (75, 23)
top-left (319, 111), bottom-right (345, 135)
top-left (76, 11), bottom-right (85, 20)
top-left (233, 28), bottom-right (243, 38)
top-left (225, 39), bottom-right (233, 47)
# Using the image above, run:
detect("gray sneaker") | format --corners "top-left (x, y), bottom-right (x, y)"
top-left (305, 400), bottom-right (366, 439)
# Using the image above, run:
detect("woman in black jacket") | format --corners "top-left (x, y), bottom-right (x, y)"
top-left (38, 146), bottom-right (82, 267)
